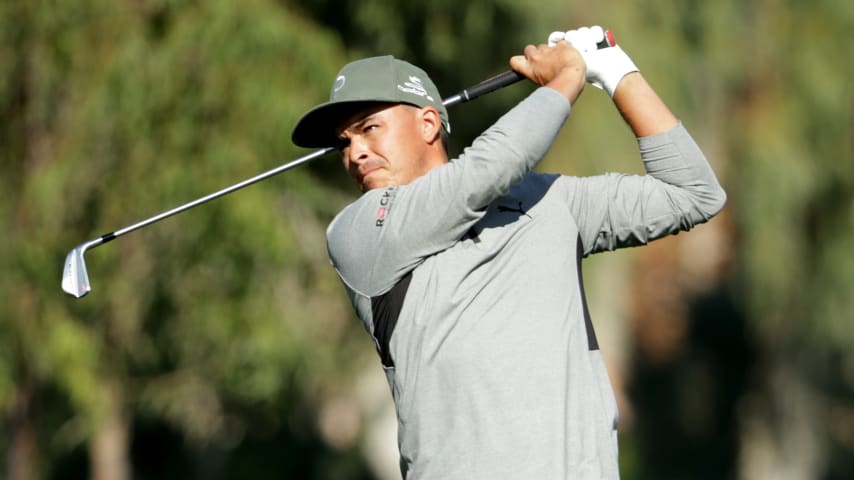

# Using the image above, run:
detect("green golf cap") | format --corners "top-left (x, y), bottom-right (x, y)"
top-left (291, 55), bottom-right (450, 148)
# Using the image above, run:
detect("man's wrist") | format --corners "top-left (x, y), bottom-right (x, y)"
top-left (546, 65), bottom-right (587, 104)
top-left (598, 46), bottom-right (639, 97)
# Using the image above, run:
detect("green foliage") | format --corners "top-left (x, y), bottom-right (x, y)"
top-left (1, 0), bottom-right (366, 476)
top-left (540, 1), bottom-right (854, 477)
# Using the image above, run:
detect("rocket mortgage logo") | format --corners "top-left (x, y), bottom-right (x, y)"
top-left (375, 187), bottom-right (396, 227)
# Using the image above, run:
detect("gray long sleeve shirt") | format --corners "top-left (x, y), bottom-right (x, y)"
top-left (326, 87), bottom-right (726, 479)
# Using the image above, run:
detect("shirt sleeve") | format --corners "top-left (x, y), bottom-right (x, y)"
top-left (327, 87), bottom-right (572, 297)
top-left (561, 122), bottom-right (727, 256)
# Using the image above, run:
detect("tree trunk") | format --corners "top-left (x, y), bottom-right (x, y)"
top-left (738, 364), bottom-right (825, 480)
top-left (7, 380), bottom-right (37, 480)
top-left (89, 384), bottom-right (131, 480)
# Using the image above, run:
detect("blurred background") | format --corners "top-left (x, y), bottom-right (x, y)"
top-left (1, 0), bottom-right (852, 478)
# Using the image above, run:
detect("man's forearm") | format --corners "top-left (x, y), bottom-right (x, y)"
top-left (612, 72), bottom-right (678, 138)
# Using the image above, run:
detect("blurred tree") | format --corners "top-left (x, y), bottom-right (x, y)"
top-left (550, 1), bottom-right (854, 479)
top-left (1, 0), bottom-right (367, 478)
top-left (722, 2), bottom-right (854, 478)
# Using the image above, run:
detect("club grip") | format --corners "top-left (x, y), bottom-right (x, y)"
top-left (444, 70), bottom-right (526, 107)
top-left (443, 29), bottom-right (616, 108)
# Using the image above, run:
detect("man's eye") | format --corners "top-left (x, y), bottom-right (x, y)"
top-left (335, 138), bottom-right (350, 151)
top-left (364, 124), bottom-right (378, 133)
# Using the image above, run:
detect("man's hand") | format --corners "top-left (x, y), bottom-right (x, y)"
top-left (510, 41), bottom-right (587, 104)
top-left (550, 26), bottom-right (638, 97)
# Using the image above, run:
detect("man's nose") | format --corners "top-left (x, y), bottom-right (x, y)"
top-left (347, 136), bottom-right (370, 163)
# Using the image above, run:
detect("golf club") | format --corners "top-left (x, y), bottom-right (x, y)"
top-left (62, 31), bottom-right (615, 298)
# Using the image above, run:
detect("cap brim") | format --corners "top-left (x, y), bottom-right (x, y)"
top-left (291, 100), bottom-right (399, 149)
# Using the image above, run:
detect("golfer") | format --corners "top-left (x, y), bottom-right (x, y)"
top-left (291, 26), bottom-right (726, 479)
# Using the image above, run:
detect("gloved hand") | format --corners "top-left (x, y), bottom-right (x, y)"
top-left (548, 26), bottom-right (638, 97)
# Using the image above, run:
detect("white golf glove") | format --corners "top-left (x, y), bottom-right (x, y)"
top-left (548, 26), bottom-right (638, 97)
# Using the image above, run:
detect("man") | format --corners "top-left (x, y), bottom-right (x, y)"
top-left (292, 26), bottom-right (725, 479)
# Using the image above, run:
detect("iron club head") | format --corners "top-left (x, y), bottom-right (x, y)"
top-left (62, 243), bottom-right (94, 298)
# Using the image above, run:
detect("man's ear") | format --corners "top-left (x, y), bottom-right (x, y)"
top-left (419, 107), bottom-right (442, 144)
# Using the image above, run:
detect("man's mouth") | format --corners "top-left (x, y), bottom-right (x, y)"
top-left (358, 161), bottom-right (384, 182)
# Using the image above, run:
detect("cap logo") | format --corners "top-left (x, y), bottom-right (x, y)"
top-left (397, 75), bottom-right (435, 103)
top-left (333, 75), bottom-right (346, 94)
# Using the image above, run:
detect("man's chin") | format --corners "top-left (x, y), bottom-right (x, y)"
top-left (360, 175), bottom-right (392, 192)
top-left (362, 183), bottom-right (386, 192)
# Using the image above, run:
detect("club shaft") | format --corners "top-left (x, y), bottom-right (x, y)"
top-left (103, 147), bottom-right (334, 242)
top-left (92, 70), bottom-right (528, 245)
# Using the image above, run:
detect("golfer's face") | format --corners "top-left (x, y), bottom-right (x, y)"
top-left (337, 104), bottom-right (432, 192)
